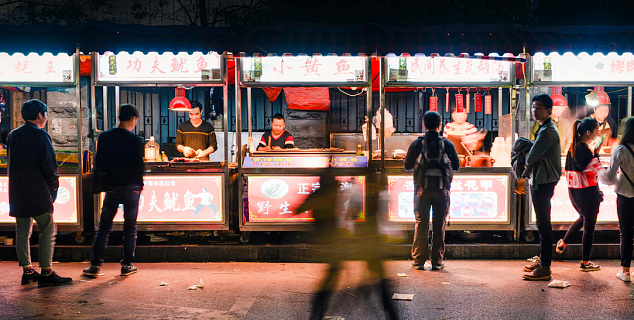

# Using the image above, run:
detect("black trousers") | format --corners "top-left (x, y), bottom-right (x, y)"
top-left (530, 182), bottom-right (558, 267)
top-left (411, 186), bottom-right (449, 265)
top-left (563, 187), bottom-right (601, 261)
top-left (617, 195), bottom-right (634, 268)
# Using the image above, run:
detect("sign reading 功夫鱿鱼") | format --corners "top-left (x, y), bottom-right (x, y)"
top-left (96, 52), bottom-right (222, 83)
top-left (0, 176), bottom-right (78, 223)
top-left (0, 53), bottom-right (75, 84)
top-left (102, 175), bottom-right (224, 222)
top-left (244, 175), bottom-right (366, 223)
top-left (531, 52), bottom-right (634, 83)
top-left (240, 56), bottom-right (367, 84)
top-left (243, 156), bottom-right (367, 168)
top-left (387, 175), bottom-right (509, 223)
top-left (386, 55), bottom-right (513, 85)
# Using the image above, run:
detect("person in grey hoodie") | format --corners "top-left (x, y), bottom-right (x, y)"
top-left (522, 94), bottom-right (562, 281)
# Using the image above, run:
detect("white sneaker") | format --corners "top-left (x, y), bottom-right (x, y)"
top-left (616, 272), bottom-right (631, 282)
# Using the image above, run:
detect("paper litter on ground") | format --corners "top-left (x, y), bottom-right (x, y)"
top-left (397, 273), bottom-right (407, 277)
top-left (548, 280), bottom-right (571, 288)
top-left (159, 281), bottom-right (169, 286)
top-left (323, 317), bottom-right (345, 320)
top-left (424, 262), bottom-right (432, 269)
top-left (188, 278), bottom-right (205, 290)
top-left (440, 282), bottom-right (451, 285)
top-left (391, 293), bottom-right (414, 300)
top-left (187, 285), bottom-right (199, 290)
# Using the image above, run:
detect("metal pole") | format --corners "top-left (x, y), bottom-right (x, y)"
top-left (103, 86), bottom-right (108, 130)
top-left (498, 87), bottom-right (503, 121)
top-left (74, 49), bottom-right (84, 231)
top-left (627, 86), bottom-right (632, 117)
top-left (235, 55), bottom-right (242, 169)
top-left (114, 86), bottom-right (120, 128)
top-left (247, 87), bottom-right (253, 152)
top-left (379, 56), bottom-right (385, 172)
top-left (90, 52), bottom-right (98, 136)
top-left (366, 56), bottom-right (373, 163)
top-left (223, 53), bottom-right (229, 178)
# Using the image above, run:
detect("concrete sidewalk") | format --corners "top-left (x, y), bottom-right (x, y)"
top-left (0, 260), bottom-right (632, 319)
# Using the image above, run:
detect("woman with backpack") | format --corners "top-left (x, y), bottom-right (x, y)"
top-left (556, 118), bottom-right (603, 271)
top-left (600, 117), bottom-right (634, 282)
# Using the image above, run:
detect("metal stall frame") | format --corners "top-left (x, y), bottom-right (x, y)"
top-left (523, 52), bottom-right (634, 232)
top-left (90, 51), bottom-right (231, 231)
top-left (0, 50), bottom-right (84, 232)
top-left (236, 53), bottom-right (374, 232)
top-left (379, 54), bottom-right (521, 237)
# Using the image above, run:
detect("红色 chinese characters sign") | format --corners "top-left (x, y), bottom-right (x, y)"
top-left (0, 176), bottom-right (78, 223)
top-left (243, 156), bottom-right (368, 168)
top-left (240, 56), bottom-right (367, 84)
top-left (0, 53), bottom-right (74, 84)
top-left (245, 175), bottom-right (366, 223)
top-left (104, 175), bottom-right (223, 222)
top-left (386, 55), bottom-right (513, 85)
top-left (532, 52), bottom-right (634, 84)
top-left (387, 174), bottom-right (510, 223)
top-left (96, 52), bottom-right (222, 83)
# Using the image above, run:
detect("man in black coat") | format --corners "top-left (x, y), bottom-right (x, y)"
top-left (8, 99), bottom-right (72, 287)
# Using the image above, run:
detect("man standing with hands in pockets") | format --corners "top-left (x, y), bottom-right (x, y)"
top-left (523, 94), bottom-right (561, 281)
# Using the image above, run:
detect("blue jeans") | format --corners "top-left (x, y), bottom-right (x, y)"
top-left (16, 212), bottom-right (56, 268)
top-left (91, 186), bottom-right (142, 266)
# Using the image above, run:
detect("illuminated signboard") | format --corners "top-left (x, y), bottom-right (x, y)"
top-left (244, 175), bottom-right (366, 223)
top-left (96, 51), bottom-right (222, 83)
top-left (386, 55), bottom-right (513, 84)
top-left (0, 53), bottom-right (75, 84)
top-left (240, 56), bottom-right (367, 84)
top-left (103, 175), bottom-right (223, 222)
top-left (532, 52), bottom-right (634, 83)
top-left (387, 174), bottom-right (510, 223)
top-left (530, 175), bottom-right (618, 224)
top-left (243, 156), bottom-right (368, 168)
top-left (0, 176), bottom-right (78, 223)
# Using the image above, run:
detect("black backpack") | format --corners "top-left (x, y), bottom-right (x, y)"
top-left (414, 135), bottom-right (453, 189)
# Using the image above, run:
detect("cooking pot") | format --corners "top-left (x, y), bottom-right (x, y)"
top-left (466, 155), bottom-right (495, 167)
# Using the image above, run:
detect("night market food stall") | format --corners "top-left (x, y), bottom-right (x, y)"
top-left (91, 51), bottom-right (230, 231)
top-left (236, 53), bottom-right (373, 232)
top-left (377, 53), bottom-right (524, 237)
top-left (0, 51), bottom-right (84, 232)
top-left (525, 52), bottom-right (634, 233)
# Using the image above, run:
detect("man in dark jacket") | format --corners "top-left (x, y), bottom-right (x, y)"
top-left (8, 99), bottom-right (72, 286)
top-left (83, 104), bottom-right (144, 277)
top-left (405, 111), bottom-right (460, 271)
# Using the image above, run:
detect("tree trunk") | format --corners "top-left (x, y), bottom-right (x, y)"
top-left (198, 0), bottom-right (208, 26)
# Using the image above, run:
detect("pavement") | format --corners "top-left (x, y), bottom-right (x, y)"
top-left (0, 259), bottom-right (633, 319)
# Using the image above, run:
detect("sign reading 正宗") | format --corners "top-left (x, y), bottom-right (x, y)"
top-left (0, 53), bottom-right (74, 84)
top-left (532, 52), bottom-right (634, 84)
top-left (240, 55), bottom-right (367, 84)
top-left (96, 52), bottom-right (222, 83)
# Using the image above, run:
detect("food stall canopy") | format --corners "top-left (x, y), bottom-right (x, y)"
top-left (524, 26), bottom-right (634, 55)
top-left (0, 53), bottom-right (76, 86)
top-left (94, 51), bottom-right (223, 85)
top-left (384, 53), bottom-right (521, 87)
top-left (530, 52), bottom-right (634, 85)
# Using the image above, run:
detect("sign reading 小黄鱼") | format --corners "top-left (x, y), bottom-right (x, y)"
top-left (102, 175), bottom-right (224, 223)
top-left (0, 176), bottom-right (78, 223)
top-left (244, 175), bottom-right (366, 223)
top-left (243, 156), bottom-right (368, 168)
top-left (386, 55), bottom-right (512, 85)
top-left (532, 52), bottom-right (634, 84)
top-left (0, 53), bottom-right (75, 84)
top-left (240, 56), bottom-right (367, 84)
top-left (387, 175), bottom-right (510, 223)
top-left (96, 52), bottom-right (222, 83)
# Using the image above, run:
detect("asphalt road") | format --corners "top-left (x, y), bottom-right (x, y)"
top-left (0, 259), bottom-right (632, 319)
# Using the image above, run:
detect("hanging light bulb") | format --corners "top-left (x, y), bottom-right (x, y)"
top-left (550, 87), bottom-right (567, 108)
top-left (168, 87), bottom-right (192, 112)
top-left (586, 86), bottom-right (610, 107)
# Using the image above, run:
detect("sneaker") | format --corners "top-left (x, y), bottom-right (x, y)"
top-left (524, 260), bottom-right (540, 272)
top-left (431, 264), bottom-right (444, 271)
top-left (21, 268), bottom-right (40, 285)
top-left (580, 261), bottom-right (601, 272)
top-left (556, 239), bottom-right (567, 254)
top-left (616, 272), bottom-right (631, 282)
top-left (416, 264), bottom-right (426, 271)
top-left (120, 264), bottom-right (138, 276)
top-left (523, 265), bottom-right (551, 281)
top-left (82, 265), bottom-right (102, 277)
top-left (38, 271), bottom-right (73, 287)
